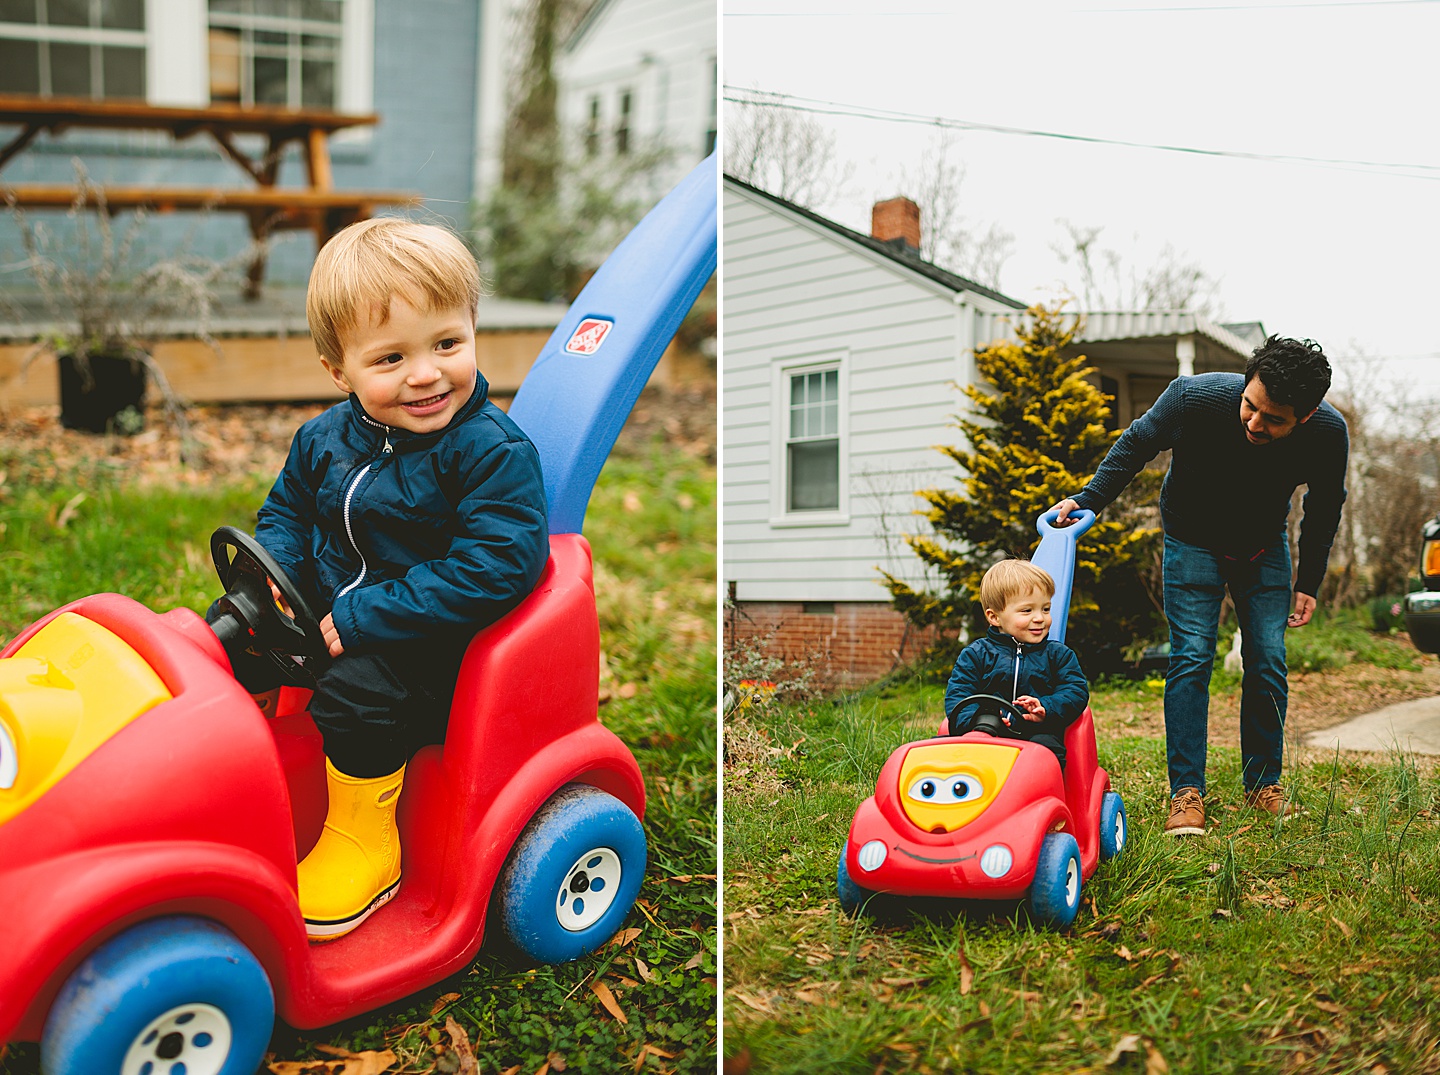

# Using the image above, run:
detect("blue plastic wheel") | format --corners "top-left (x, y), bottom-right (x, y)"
top-left (40, 916), bottom-right (273, 1075)
top-left (496, 783), bottom-right (646, 964)
top-left (1028, 832), bottom-right (1082, 929)
top-left (836, 846), bottom-right (873, 915)
top-left (1099, 791), bottom-right (1127, 861)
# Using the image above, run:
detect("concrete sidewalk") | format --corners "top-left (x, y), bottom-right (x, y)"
top-left (1304, 695), bottom-right (1440, 756)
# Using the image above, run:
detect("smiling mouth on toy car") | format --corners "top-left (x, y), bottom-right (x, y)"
top-left (894, 846), bottom-right (978, 865)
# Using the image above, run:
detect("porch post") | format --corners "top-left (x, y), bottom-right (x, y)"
top-left (1176, 334), bottom-right (1196, 377)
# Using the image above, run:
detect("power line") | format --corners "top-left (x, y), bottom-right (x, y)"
top-left (1084, 0), bottom-right (1439, 10)
top-left (723, 88), bottom-right (1440, 180)
top-left (724, 9), bottom-right (961, 14)
top-left (725, 0), bottom-right (1440, 11)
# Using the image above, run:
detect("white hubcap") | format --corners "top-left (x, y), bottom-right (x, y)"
top-left (556, 847), bottom-right (622, 931)
top-left (1115, 812), bottom-right (1127, 850)
top-left (122, 1003), bottom-right (232, 1075)
top-left (1065, 857), bottom-right (1080, 906)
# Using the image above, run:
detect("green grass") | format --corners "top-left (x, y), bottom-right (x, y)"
top-left (0, 436), bottom-right (717, 1073)
top-left (725, 679), bottom-right (1440, 1074)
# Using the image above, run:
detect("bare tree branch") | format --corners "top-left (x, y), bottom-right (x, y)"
top-left (723, 91), bottom-right (851, 208)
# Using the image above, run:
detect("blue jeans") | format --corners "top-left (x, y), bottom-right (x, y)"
top-left (1162, 533), bottom-right (1291, 796)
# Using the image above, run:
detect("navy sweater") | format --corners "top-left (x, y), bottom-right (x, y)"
top-left (1072, 372), bottom-right (1348, 596)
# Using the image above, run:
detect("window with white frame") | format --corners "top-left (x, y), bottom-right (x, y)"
top-left (0, 0), bottom-right (147, 99)
top-left (786, 367), bottom-right (840, 512)
top-left (584, 94), bottom-right (600, 157)
top-left (703, 56), bottom-right (716, 156)
top-left (207, 0), bottom-right (342, 108)
top-left (615, 87), bottom-right (631, 155)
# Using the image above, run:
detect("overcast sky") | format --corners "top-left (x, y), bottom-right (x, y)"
top-left (722, 0), bottom-right (1440, 403)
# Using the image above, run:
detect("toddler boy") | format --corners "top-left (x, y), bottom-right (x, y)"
top-left (943, 559), bottom-right (1089, 771)
top-left (217, 218), bottom-right (548, 940)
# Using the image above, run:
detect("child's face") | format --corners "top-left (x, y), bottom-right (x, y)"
top-left (984, 587), bottom-right (1052, 644)
top-left (323, 292), bottom-right (478, 435)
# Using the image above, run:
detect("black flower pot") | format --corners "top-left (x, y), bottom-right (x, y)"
top-left (58, 351), bottom-right (147, 434)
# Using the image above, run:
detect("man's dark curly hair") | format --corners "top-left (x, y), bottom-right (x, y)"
top-left (1245, 335), bottom-right (1331, 417)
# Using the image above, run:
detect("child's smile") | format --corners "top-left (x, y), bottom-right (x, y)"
top-left (987, 586), bottom-right (1052, 643)
top-left (324, 292), bottom-right (478, 435)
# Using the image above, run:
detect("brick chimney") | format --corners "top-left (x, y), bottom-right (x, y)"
top-left (871, 196), bottom-right (921, 253)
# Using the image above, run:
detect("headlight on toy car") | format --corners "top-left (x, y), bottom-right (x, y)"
top-left (857, 840), bottom-right (888, 872)
top-left (0, 718), bottom-right (16, 790)
top-left (980, 844), bottom-right (1012, 878)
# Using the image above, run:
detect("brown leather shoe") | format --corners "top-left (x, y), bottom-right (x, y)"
top-left (1244, 783), bottom-right (1305, 820)
top-left (1164, 787), bottom-right (1206, 837)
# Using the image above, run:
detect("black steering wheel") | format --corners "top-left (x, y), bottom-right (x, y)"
top-left (948, 693), bottom-right (1028, 739)
top-left (208, 526), bottom-right (329, 685)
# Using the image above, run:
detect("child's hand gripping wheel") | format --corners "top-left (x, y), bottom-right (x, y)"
top-left (208, 526), bottom-right (330, 684)
top-left (950, 693), bottom-right (1029, 739)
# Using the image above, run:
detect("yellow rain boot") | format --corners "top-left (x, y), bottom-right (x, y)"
top-left (296, 760), bottom-right (405, 941)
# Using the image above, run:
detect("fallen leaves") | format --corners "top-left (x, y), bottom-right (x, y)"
top-left (632, 1043), bottom-right (677, 1072)
top-left (1100, 1036), bottom-right (1134, 1070)
top-left (957, 931), bottom-right (975, 995)
top-left (590, 979), bottom-right (629, 1024)
top-left (443, 1017), bottom-right (479, 1075)
top-left (1103, 1034), bottom-right (1168, 1073)
top-left (609, 926), bottom-right (644, 949)
top-left (267, 1045), bottom-right (397, 1075)
top-left (429, 992), bottom-right (461, 1016)
top-left (731, 990), bottom-right (777, 1014)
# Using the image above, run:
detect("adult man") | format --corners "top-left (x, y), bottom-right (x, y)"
top-left (1051, 336), bottom-right (1348, 836)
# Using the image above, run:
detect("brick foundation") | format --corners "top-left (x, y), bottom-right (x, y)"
top-left (724, 600), bottom-right (943, 690)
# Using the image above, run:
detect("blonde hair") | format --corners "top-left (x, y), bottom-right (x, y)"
top-left (306, 218), bottom-right (483, 366)
top-left (980, 559), bottom-right (1055, 613)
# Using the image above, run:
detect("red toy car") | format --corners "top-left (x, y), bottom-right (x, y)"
top-left (838, 510), bottom-right (1128, 928)
top-left (0, 155), bottom-right (715, 1075)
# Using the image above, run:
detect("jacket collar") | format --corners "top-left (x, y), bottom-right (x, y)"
top-left (985, 625), bottom-right (1048, 652)
top-left (346, 369), bottom-right (491, 452)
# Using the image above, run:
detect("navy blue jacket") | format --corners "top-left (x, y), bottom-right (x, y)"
top-left (254, 373), bottom-right (548, 650)
top-left (944, 627), bottom-right (1089, 740)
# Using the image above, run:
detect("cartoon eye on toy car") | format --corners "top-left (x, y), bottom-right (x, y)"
top-left (1404, 512), bottom-right (1440, 654)
top-left (838, 509), bottom-right (1127, 929)
top-left (0, 155), bottom-right (716, 1075)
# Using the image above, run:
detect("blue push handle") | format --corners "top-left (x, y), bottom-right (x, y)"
top-left (506, 153), bottom-right (718, 535)
top-left (1029, 508), bottom-right (1096, 645)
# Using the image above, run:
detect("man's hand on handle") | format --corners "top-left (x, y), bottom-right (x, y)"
top-left (1050, 498), bottom-right (1082, 526)
top-left (1288, 593), bottom-right (1316, 629)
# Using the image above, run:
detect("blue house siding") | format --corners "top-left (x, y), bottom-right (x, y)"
top-left (362, 0), bottom-right (480, 236)
top-left (0, 0), bottom-right (482, 287)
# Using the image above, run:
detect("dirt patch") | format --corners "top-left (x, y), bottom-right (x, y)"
top-left (0, 380), bottom-right (716, 488)
top-left (1095, 648), bottom-right (1440, 763)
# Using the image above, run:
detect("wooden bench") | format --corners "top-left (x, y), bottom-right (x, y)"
top-left (0, 94), bottom-right (422, 295)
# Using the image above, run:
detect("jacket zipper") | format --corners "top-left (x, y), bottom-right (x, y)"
top-left (336, 424), bottom-right (394, 598)
top-left (1012, 639), bottom-right (1022, 702)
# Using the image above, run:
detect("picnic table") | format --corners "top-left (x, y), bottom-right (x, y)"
top-left (0, 93), bottom-right (421, 295)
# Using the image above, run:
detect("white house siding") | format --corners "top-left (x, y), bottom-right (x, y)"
top-left (556, 0), bottom-right (716, 200)
top-left (723, 181), bottom-right (1021, 604)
